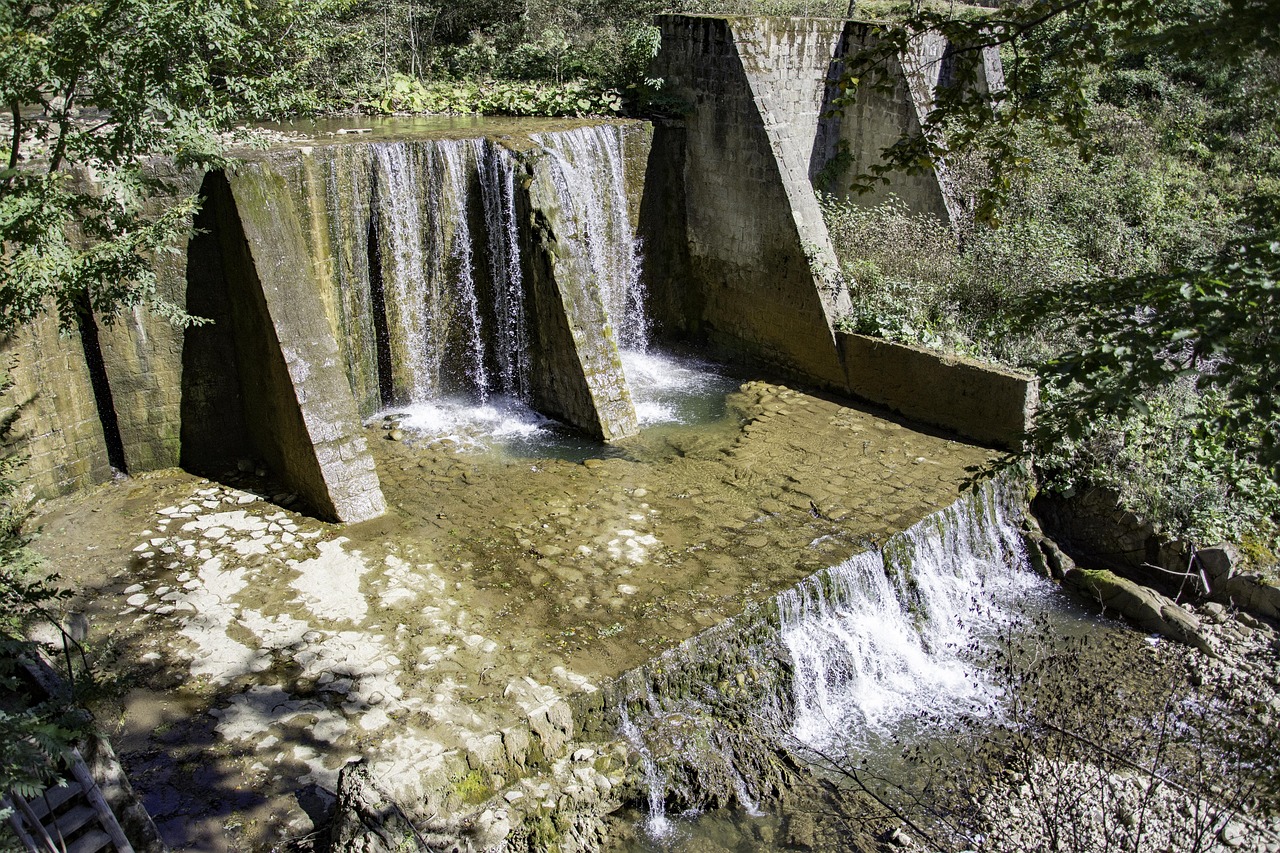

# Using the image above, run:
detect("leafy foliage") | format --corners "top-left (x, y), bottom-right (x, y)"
top-left (0, 0), bottom-right (310, 331)
top-left (374, 73), bottom-right (624, 117)
top-left (831, 0), bottom-right (1280, 544)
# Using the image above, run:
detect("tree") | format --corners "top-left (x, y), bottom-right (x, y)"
top-left (840, 0), bottom-right (1280, 494)
top-left (0, 0), bottom-right (312, 807)
top-left (0, 0), bottom-right (315, 332)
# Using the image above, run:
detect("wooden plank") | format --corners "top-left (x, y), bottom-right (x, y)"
top-left (24, 780), bottom-right (83, 821)
top-left (65, 827), bottom-right (113, 853)
top-left (69, 749), bottom-right (134, 853)
top-left (6, 793), bottom-right (60, 853)
top-left (3, 795), bottom-right (45, 853)
top-left (53, 802), bottom-right (99, 837)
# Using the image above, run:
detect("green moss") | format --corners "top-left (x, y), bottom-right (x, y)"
top-left (525, 811), bottom-right (563, 849)
top-left (453, 769), bottom-right (494, 805)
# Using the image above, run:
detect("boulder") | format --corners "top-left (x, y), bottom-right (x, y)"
top-left (1198, 544), bottom-right (1280, 621)
top-left (1064, 568), bottom-right (1213, 655)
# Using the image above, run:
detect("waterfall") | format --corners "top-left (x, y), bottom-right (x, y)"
top-left (371, 139), bottom-right (530, 405)
top-left (619, 708), bottom-right (676, 840)
top-left (439, 140), bottom-right (488, 401)
top-left (612, 481), bottom-right (1051, 833)
top-left (475, 140), bottom-right (529, 402)
top-left (780, 483), bottom-right (1041, 749)
top-left (533, 126), bottom-right (650, 350)
top-left (371, 142), bottom-right (445, 402)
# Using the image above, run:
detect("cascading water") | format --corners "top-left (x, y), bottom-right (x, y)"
top-left (615, 482), bottom-right (1059, 844)
top-left (780, 483), bottom-right (1045, 750)
top-left (620, 708), bottom-right (676, 840)
top-left (439, 140), bottom-right (489, 400)
top-left (475, 139), bottom-right (529, 402)
top-left (371, 139), bottom-right (530, 406)
top-left (370, 124), bottom-right (729, 449)
top-left (532, 126), bottom-right (649, 350)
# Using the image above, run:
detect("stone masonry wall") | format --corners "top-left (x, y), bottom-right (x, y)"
top-left (0, 312), bottom-right (113, 499)
top-left (520, 151), bottom-right (640, 441)
top-left (810, 25), bottom-right (946, 222)
top-left (94, 165), bottom-right (204, 475)
top-left (811, 24), bottom-right (1003, 225)
top-left (647, 14), bottom-right (848, 388)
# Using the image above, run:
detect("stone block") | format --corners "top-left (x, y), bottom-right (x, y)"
top-left (838, 332), bottom-right (1037, 450)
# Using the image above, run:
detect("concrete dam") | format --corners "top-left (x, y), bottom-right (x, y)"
top-left (5, 15), bottom-right (1058, 852)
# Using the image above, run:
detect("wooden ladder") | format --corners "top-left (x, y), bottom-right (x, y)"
top-left (3, 749), bottom-right (135, 853)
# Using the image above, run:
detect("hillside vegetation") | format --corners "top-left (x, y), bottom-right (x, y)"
top-left (824, 1), bottom-right (1280, 553)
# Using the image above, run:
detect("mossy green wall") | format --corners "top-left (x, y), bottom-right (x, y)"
top-left (520, 152), bottom-right (639, 441)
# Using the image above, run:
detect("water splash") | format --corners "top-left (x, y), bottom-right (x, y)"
top-left (620, 350), bottom-right (738, 427)
top-left (780, 484), bottom-right (1044, 749)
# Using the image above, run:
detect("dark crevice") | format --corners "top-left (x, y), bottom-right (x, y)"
top-left (74, 297), bottom-right (126, 473)
top-left (367, 197), bottom-right (395, 408)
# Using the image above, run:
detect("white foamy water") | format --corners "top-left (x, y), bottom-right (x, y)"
top-left (377, 397), bottom-right (552, 451)
top-left (781, 486), bottom-right (1049, 748)
top-left (377, 349), bottom-right (738, 453)
top-left (621, 349), bottom-right (738, 427)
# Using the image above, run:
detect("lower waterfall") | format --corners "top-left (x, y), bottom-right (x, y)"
top-left (611, 480), bottom-right (1059, 840)
top-left (780, 482), bottom-right (1043, 750)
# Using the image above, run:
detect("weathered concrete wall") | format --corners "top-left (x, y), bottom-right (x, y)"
top-left (837, 332), bottom-right (1037, 450)
top-left (274, 146), bottom-right (385, 416)
top-left (520, 152), bottom-right (639, 441)
top-left (0, 124), bottom-right (657, 507)
top-left (0, 313), bottom-right (113, 498)
top-left (811, 24), bottom-right (1003, 224)
top-left (180, 174), bottom-right (256, 476)
top-left (646, 15), bottom-right (849, 388)
top-left (217, 168), bottom-right (387, 523)
top-left (95, 166), bottom-right (205, 475)
top-left (0, 171), bottom-right (201, 497)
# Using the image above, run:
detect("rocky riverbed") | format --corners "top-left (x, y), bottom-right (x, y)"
top-left (28, 380), bottom-right (997, 850)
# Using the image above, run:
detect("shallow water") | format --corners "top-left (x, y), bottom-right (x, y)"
top-left (34, 357), bottom-right (1004, 849)
top-left (370, 349), bottom-right (742, 462)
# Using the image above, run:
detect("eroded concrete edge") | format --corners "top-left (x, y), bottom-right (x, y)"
top-left (222, 167), bottom-right (387, 523)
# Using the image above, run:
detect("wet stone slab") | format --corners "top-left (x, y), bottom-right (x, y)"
top-left (32, 380), bottom-right (996, 850)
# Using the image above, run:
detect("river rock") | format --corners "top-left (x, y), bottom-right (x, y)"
top-left (1064, 568), bottom-right (1213, 654)
top-left (328, 760), bottom-right (423, 853)
top-left (1199, 544), bottom-right (1280, 620)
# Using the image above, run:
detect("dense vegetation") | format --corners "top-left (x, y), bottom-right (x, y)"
top-left (828, 0), bottom-right (1280, 552)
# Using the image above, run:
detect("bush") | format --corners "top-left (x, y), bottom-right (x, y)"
top-left (1036, 381), bottom-right (1280, 547)
top-left (373, 73), bottom-right (623, 116)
